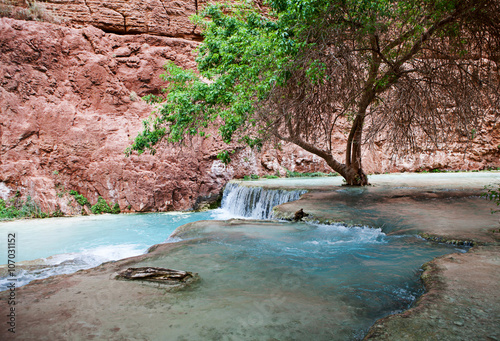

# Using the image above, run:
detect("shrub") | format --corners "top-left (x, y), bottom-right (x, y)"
top-left (91, 196), bottom-right (112, 214)
top-left (69, 190), bottom-right (90, 207)
top-left (0, 196), bottom-right (46, 220)
top-left (111, 203), bottom-right (121, 214)
top-left (285, 170), bottom-right (338, 178)
top-left (0, 1), bottom-right (60, 23)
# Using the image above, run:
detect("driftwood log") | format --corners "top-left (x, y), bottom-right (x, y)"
top-left (115, 267), bottom-right (199, 289)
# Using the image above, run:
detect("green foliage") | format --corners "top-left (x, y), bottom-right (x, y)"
top-left (128, 1), bottom-right (298, 156)
top-left (51, 209), bottom-right (64, 218)
top-left (286, 170), bottom-right (338, 178)
top-left (0, 196), bottom-right (46, 220)
top-left (111, 203), bottom-right (121, 214)
top-left (69, 190), bottom-right (90, 207)
top-left (217, 150), bottom-right (234, 165)
top-left (89, 196), bottom-right (120, 214)
top-left (264, 174), bottom-right (279, 179)
top-left (483, 184), bottom-right (500, 214)
top-left (243, 174), bottom-right (260, 180)
top-left (91, 196), bottom-right (112, 214)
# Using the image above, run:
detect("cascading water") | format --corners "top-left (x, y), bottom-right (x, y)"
top-left (1, 173), bottom-right (481, 340)
top-left (219, 182), bottom-right (307, 219)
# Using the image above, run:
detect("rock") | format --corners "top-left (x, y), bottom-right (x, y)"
top-left (0, 18), bottom-right (242, 214)
top-left (8, 0), bottom-right (203, 39)
top-left (115, 266), bottom-right (199, 289)
top-left (293, 208), bottom-right (309, 222)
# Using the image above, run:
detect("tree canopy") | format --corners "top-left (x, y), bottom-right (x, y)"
top-left (128, 0), bottom-right (500, 185)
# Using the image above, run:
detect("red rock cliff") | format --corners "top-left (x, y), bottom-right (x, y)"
top-left (0, 17), bottom-right (242, 214)
top-left (0, 1), bottom-right (499, 215)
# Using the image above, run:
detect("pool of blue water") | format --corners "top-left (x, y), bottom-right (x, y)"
top-left (130, 220), bottom-right (460, 340)
top-left (0, 211), bottom-right (212, 290)
top-left (0, 207), bottom-right (462, 339)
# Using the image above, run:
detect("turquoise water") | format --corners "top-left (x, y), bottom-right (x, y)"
top-left (0, 211), bottom-right (212, 290)
top-left (0, 212), bottom-right (213, 262)
top-left (0, 178), bottom-right (469, 339)
top-left (132, 221), bottom-right (459, 340)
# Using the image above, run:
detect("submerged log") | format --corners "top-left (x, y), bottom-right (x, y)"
top-left (115, 267), bottom-right (199, 289)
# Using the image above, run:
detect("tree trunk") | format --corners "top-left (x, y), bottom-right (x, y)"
top-left (344, 115), bottom-right (368, 186)
top-left (342, 165), bottom-right (369, 186)
top-left (323, 158), bottom-right (369, 186)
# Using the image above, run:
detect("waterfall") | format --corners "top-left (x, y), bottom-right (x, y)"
top-left (220, 182), bottom-right (307, 219)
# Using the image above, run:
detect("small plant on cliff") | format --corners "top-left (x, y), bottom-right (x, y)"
top-left (0, 196), bottom-right (46, 220)
top-left (111, 203), bottom-right (121, 214)
top-left (0, 0), bottom-right (59, 23)
top-left (91, 196), bottom-right (112, 214)
top-left (69, 190), bottom-right (90, 207)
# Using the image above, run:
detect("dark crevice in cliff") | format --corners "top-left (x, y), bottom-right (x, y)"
top-left (82, 31), bottom-right (98, 54)
top-left (158, 0), bottom-right (171, 27)
top-left (96, 26), bottom-right (202, 41)
top-left (83, 0), bottom-right (93, 14)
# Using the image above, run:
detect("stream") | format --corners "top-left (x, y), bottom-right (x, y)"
top-left (0, 177), bottom-right (472, 339)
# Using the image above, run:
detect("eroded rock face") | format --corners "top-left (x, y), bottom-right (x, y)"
top-left (0, 17), bottom-right (248, 213)
top-left (8, 0), bottom-right (205, 39)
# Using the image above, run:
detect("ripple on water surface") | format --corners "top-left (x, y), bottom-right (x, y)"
top-left (131, 220), bottom-right (460, 340)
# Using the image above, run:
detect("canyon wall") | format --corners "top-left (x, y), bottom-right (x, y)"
top-left (0, 1), bottom-right (499, 215)
top-left (0, 17), bottom-right (235, 214)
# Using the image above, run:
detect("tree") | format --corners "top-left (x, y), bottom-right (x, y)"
top-left (128, 0), bottom-right (500, 185)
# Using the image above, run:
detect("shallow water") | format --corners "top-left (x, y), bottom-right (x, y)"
top-left (133, 221), bottom-right (460, 340)
top-left (0, 173), bottom-right (484, 339)
top-left (0, 211), bottom-right (212, 290)
top-left (241, 171), bottom-right (500, 190)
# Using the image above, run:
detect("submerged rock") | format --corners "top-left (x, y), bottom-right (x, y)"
top-left (115, 267), bottom-right (199, 290)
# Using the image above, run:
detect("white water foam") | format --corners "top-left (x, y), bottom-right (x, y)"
top-left (304, 223), bottom-right (388, 246)
top-left (216, 182), bottom-right (307, 219)
top-left (0, 243), bottom-right (146, 291)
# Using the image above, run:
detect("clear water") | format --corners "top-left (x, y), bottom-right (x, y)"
top-left (0, 178), bottom-right (467, 339)
top-left (241, 171), bottom-right (500, 190)
top-left (131, 221), bottom-right (459, 340)
top-left (0, 211), bottom-right (212, 290)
